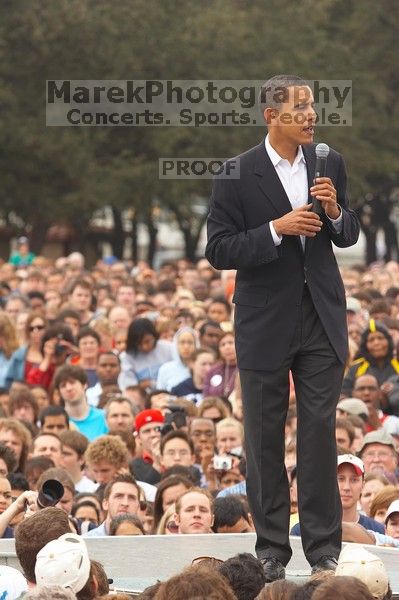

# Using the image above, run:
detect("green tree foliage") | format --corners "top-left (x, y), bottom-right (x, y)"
top-left (0, 0), bottom-right (397, 260)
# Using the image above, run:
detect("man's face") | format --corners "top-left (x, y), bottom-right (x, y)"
top-left (0, 429), bottom-right (22, 461)
top-left (12, 403), bottom-right (35, 424)
top-left (97, 355), bottom-right (121, 385)
top-left (352, 375), bottom-right (380, 409)
top-left (42, 414), bottom-right (69, 434)
top-left (33, 435), bottom-right (62, 466)
top-left (109, 307), bottom-right (130, 331)
top-left (78, 335), bottom-right (99, 359)
top-left (219, 467), bottom-right (243, 490)
top-left (90, 459), bottom-right (118, 485)
top-left (104, 482), bottom-right (140, 521)
top-left (189, 418), bottom-right (216, 451)
top-left (337, 464), bottom-right (363, 510)
top-left (207, 302), bottom-right (229, 323)
top-left (161, 438), bottom-right (194, 469)
top-left (386, 513), bottom-right (399, 539)
top-left (60, 444), bottom-right (82, 474)
top-left (361, 443), bottom-right (398, 475)
top-left (138, 422), bottom-right (163, 454)
top-left (175, 492), bottom-right (214, 534)
top-left (268, 85), bottom-right (316, 147)
top-left (56, 488), bottom-right (74, 514)
top-left (116, 286), bottom-right (136, 311)
top-left (59, 378), bottom-right (86, 405)
top-left (216, 426), bottom-right (242, 454)
top-left (107, 401), bottom-right (134, 432)
top-left (336, 427), bottom-right (351, 450)
top-left (216, 516), bottom-right (253, 534)
top-left (69, 286), bottom-right (92, 311)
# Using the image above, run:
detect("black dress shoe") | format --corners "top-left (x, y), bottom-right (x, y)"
top-left (311, 555), bottom-right (338, 575)
top-left (259, 557), bottom-right (286, 583)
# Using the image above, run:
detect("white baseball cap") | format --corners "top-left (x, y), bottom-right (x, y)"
top-left (336, 544), bottom-right (389, 599)
top-left (337, 454), bottom-right (365, 476)
top-left (0, 565), bottom-right (28, 600)
top-left (35, 533), bottom-right (91, 593)
top-left (385, 499), bottom-right (399, 524)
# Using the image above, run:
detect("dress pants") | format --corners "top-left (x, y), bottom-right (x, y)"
top-left (240, 285), bottom-right (344, 566)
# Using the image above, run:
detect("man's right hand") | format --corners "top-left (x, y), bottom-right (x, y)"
top-left (272, 204), bottom-right (322, 237)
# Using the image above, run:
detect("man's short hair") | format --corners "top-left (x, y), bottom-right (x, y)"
top-left (103, 473), bottom-right (139, 501)
top-left (312, 576), bottom-right (376, 600)
top-left (213, 495), bottom-right (249, 532)
top-left (85, 435), bottom-right (128, 469)
top-left (53, 365), bottom-right (88, 390)
top-left (15, 507), bottom-right (70, 583)
top-left (69, 278), bottom-right (93, 294)
top-left (34, 431), bottom-right (61, 447)
top-left (175, 486), bottom-right (214, 515)
top-left (160, 429), bottom-right (195, 456)
top-left (104, 396), bottom-right (134, 417)
top-left (218, 553), bottom-right (266, 600)
top-left (39, 406), bottom-right (69, 428)
top-left (77, 326), bottom-right (101, 346)
top-left (258, 74), bottom-right (308, 113)
top-left (154, 565), bottom-right (236, 600)
top-left (59, 430), bottom-right (88, 458)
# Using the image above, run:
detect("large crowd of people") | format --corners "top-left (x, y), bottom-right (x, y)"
top-left (0, 247), bottom-right (398, 598)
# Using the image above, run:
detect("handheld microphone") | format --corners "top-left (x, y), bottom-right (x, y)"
top-left (312, 143), bottom-right (330, 214)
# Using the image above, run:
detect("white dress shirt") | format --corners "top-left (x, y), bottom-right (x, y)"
top-left (265, 135), bottom-right (342, 249)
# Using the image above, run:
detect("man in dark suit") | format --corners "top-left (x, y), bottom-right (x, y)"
top-left (206, 74), bottom-right (360, 581)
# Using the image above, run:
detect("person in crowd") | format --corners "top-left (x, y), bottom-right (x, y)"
top-left (216, 417), bottom-right (244, 456)
top-left (203, 331), bottom-right (237, 398)
top-left (55, 308), bottom-right (81, 339)
top-left (118, 318), bottom-right (173, 390)
top-left (0, 313), bottom-right (19, 387)
top-left (53, 365), bottom-right (108, 441)
top-left (213, 495), bottom-right (255, 534)
top-left (131, 409), bottom-right (164, 485)
top-left (59, 430), bottom-right (98, 493)
top-left (153, 564), bottom-right (237, 600)
top-left (71, 499), bottom-right (100, 527)
top-left (39, 406), bottom-right (70, 434)
top-left (358, 429), bottom-right (398, 480)
top-left (198, 320), bottom-right (223, 352)
top-left (342, 320), bottom-right (399, 399)
top-left (171, 347), bottom-right (216, 404)
top-left (109, 513), bottom-right (145, 536)
top-left (0, 417), bottom-right (31, 473)
top-left (73, 327), bottom-right (102, 388)
top-left (156, 327), bottom-right (198, 391)
top-left (152, 474), bottom-right (192, 532)
top-left (218, 552), bottom-right (266, 600)
top-left (291, 454), bottom-right (384, 536)
top-left (8, 386), bottom-right (39, 425)
top-left (0, 443), bottom-right (17, 476)
top-left (86, 352), bottom-right (121, 407)
top-left (197, 396), bottom-right (231, 422)
top-left (25, 456), bottom-right (55, 490)
top-left (369, 486), bottom-right (399, 523)
top-left (173, 487), bottom-right (214, 534)
top-left (9, 236), bottom-right (36, 267)
top-left (68, 279), bottom-right (94, 326)
top-left (360, 472), bottom-right (390, 516)
top-left (160, 430), bottom-right (196, 471)
top-left (335, 417), bottom-right (355, 451)
top-left (335, 544), bottom-right (391, 600)
top-left (85, 473), bottom-right (141, 537)
top-left (4, 312), bottom-right (47, 389)
top-left (25, 323), bottom-right (76, 389)
top-left (104, 396), bottom-right (135, 434)
top-left (32, 431), bottom-right (62, 466)
top-left (85, 434), bottom-right (128, 486)
top-left (36, 467), bottom-right (76, 514)
top-left (30, 384), bottom-right (51, 413)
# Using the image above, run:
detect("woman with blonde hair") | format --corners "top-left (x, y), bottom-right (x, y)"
top-left (0, 314), bottom-right (19, 387)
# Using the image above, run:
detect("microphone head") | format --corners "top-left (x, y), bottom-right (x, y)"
top-left (315, 143), bottom-right (330, 158)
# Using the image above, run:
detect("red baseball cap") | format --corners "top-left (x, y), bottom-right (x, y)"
top-left (135, 409), bottom-right (164, 433)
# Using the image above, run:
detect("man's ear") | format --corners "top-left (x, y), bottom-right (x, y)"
top-left (264, 107), bottom-right (278, 125)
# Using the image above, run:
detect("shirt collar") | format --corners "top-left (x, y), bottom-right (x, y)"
top-left (265, 134), bottom-right (305, 168)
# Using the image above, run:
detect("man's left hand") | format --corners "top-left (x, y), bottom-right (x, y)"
top-left (310, 177), bottom-right (341, 219)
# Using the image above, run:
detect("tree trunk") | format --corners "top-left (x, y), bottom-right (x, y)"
top-left (29, 219), bottom-right (50, 254)
top-left (111, 207), bottom-right (125, 259)
top-left (145, 213), bottom-right (158, 266)
top-left (130, 212), bottom-right (138, 263)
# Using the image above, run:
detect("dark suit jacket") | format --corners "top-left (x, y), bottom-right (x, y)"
top-left (205, 141), bottom-right (360, 371)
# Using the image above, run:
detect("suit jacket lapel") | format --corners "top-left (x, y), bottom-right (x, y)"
top-left (254, 143), bottom-right (292, 217)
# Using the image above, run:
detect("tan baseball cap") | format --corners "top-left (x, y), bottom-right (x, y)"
top-left (336, 544), bottom-right (389, 599)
